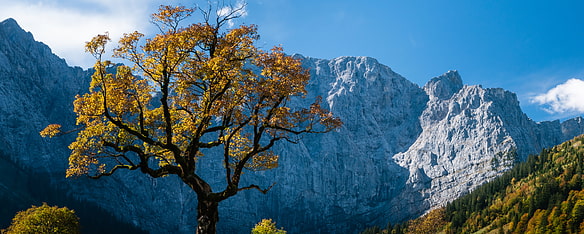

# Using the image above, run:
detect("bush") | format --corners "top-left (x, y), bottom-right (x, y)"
top-left (2, 203), bottom-right (79, 234)
top-left (251, 219), bottom-right (286, 234)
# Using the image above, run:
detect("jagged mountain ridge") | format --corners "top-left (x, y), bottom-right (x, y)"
top-left (0, 18), bottom-right (88, 171)
top-left (1, 18), bottom-right (583, 233)
top-left (391, 71), bottom-right (579, 220)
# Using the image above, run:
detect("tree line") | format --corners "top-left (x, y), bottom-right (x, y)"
top-left (361, 135), bottom-right (584, 233)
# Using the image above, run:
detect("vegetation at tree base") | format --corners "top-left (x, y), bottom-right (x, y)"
top-left (361, 134), bottom-right (584, 234)
top-left (0, 151), bottom-right (146, 233)
top-left (41, 2), bottom-right (340, 233)
top-left (251, 219), bottom-right (287, 234)
top-left (2, 203), bottom-right (79, 234)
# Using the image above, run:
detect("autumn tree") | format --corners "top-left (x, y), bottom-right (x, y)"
top-left (41, 3), bottom-right (340, 234)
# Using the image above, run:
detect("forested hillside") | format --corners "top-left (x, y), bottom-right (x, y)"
top-left (363, 134), bottom-right (584, 234)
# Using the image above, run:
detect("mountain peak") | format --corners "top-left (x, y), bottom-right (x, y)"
top-left (1, 18), bottom-right (19, 27)
top-left (423, 70), bottom-right (463, 100)
top-left (1, 18), bottom-right (26, 34)
top-left (0, 18), bottom-right (35, 45)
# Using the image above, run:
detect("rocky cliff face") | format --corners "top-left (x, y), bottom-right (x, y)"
top-left (1, 18), bottom-right (583, 233)
top-left (0, 18), bottom-right (88, 172)
top-left (390, 71), bottom-right (577, 221)
top-left (214, 56), bottom-right (429, 232)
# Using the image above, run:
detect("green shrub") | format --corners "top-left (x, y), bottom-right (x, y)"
top-left (2, 203), bottom-right (79, 234)
top-left (251, 219), bottom-right (286, 234)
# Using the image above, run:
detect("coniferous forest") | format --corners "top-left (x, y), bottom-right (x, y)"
top-left (362, 134), bottom-right (584, 234)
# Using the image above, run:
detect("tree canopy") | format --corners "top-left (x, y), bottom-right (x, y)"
top-left (2, 203), bottom-right (79, 234)
top-left (251, 219), bottom-right (287, 234)
top-left (42, 3), bottom-right (340, 233)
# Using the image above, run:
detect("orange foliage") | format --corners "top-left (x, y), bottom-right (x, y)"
top-left (42, 4), bottom-right (341, 198)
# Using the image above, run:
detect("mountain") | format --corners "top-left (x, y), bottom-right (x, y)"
top-left (445, 134), bottom-right (584, 233)
top-left (0, 18), bottom-right (147, 233)
top-left (389, 71), bottom-right (578, 221)
top-left (1, 18), bottom-right (583, 233)
top-left (0, 18), bottom-right (86, 171)
top-left (374, 134), bottom-right (584, 233)
top-left (217, 58), bottom-right (583, 233)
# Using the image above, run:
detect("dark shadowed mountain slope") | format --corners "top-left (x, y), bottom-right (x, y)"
top-left (0, 18), bottom-right (146, 234)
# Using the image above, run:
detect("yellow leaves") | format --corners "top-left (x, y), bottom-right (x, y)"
top-left (114, 31), bottom-right (144, 61)
top-left (225, 132), bottom-right (278, 171)
top-left (151, 5), bottom-right (194, 28)
top-left (73, 93), bottom-right (103, 125)
top-left (85, 33), bottom-right (110, 58)
top-left (105, 65), bottom-right (152, 116)
top-left (66, 120), bottom-right (129, 178)
top-left (67, 137), bottom-right (100, 177)
top-left (407, 208), bottom-right (447, 234)
top-left (40, 124), bottom-right (61, 138)
top-left (66, 153), bottom-right (94, 178)
top-left (227, 130), bottom-right (252, 161)
top-left (248, 151), bottom-right (279, 171)
top-left (308, 97), bottom-right (343, 131)
top-left (217, 24), bottom-right (258, 59)
top-left (255, 46), bottom-right (309, 99)
top-left (55, 3), bottom-right (342, 182)
top-left (251, 219), bottom-right (287, 234)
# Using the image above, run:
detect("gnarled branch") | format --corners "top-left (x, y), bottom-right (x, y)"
top-left (238, 182), bottom-right (276, 194)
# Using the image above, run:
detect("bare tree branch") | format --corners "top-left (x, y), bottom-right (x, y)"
top-left (237, 182), bottom-right (276, 194)
top-left (90, 164), bottom-right (139, 179)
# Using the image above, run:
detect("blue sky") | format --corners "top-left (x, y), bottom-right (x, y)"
top-left (1, 0), bottom-right (583, 122)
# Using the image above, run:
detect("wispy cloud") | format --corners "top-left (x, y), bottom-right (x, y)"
top-left (216, 0), bottom-right (248, 28)
top-left (531, 78), bottom-right (584, 115)
top-left (0, 0), bottom-right (170, 68)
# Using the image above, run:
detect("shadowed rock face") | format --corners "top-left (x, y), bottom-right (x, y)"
top-left (2, 18), bottom-right (583, 233)
top-left (0, 18), bottom-right (88, 172)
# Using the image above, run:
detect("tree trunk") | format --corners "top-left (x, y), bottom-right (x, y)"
top-left (196, 198), bottom-right (219, 234)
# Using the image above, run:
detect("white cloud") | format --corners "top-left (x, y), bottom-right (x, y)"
top-left (216, 0), bottom-right (248, 28)
top-left (531, 78), bottom-right (584, 114)
top-left (0, 0), bottom-right (247, 67)
top-left (0, 0), bottom-right (171, 68)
